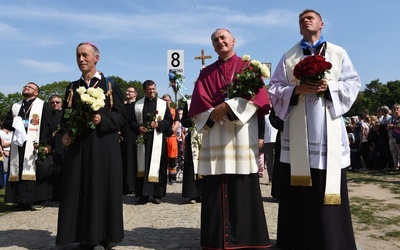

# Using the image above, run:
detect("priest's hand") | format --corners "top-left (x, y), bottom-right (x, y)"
top-left (139, 125), bottom-right (147, 134)
top-left (210, 102), bottom-right (230, 122)
top-left (151, 121), bottom-right (158, 129)
top-left (294, 80), bottom-right (328, 95)
top-left (62, 134), bottom-right (73, 146)
top-left (43, 145), bottom-right (52, 154)
top-left (92, 114), bottom-right (101, 125)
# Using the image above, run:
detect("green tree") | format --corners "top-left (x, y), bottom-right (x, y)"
top-left (0, 92), bottom-right (23, 121)
top-left (38, 80), bottom-right (71, 101)
top-left (347, 79), bottom-right (400, 117)
top-left (386, 80), bottom-right (400, 106)
top-left (107, 76), bottom-right (143, 101)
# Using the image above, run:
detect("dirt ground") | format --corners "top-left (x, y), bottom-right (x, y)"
top-left (0, 173), bottom-right (399, 249)
top-left (348, 175), bottom-right (400, 250)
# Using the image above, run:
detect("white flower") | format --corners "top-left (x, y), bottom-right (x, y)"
top-left (88, 87), bottom-right (105, 99)
top-left (250, 60), bottom-right (262, 68)
top-left (260, 64), bottom-right (270, 78)
top-left (86, 96), bottom-right (96, 105)
top-left (91, 99), bottom-right (105, 111)
top-left (80, 93), bottom-right (91, 103)
top-left (86, 87), bottom-right (95, 96)
top-left (242, 54), bottom-right (251, 61)
top-left (77, 86), bottom-right (86, 95)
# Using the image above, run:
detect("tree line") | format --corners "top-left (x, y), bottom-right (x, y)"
top-left (1, 77), bottom-right (399, 122)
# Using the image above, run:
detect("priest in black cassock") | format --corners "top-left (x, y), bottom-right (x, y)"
top-left (120, 86), bottom-right (138, 195)
top-left (130, 80), bottom-right (172, 205)
top-left (56, 42), bottom-right (126, 250)
top-left (48, 94), bottom-right (64, 201)
top-left (180, 100), bottom-right (202, 203)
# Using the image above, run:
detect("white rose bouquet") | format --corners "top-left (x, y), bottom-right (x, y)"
top-left (224, 54), bottom-right (270, 99)
top-left (64, 86), bottom-right (106, 141)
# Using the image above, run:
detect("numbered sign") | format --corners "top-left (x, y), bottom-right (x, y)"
top-left (167, 50), bottom-right (184, 76)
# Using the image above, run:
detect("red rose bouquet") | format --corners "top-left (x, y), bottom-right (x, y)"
top-left (293, 55), bottom-right (332, 98)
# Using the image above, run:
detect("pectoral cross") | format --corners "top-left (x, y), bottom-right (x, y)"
top-left (194, 49), bottom-right (212, 69)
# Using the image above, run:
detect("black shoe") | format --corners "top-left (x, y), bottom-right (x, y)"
top-left (137, 196), bottom-right (149, 205)
top-left (153, 197), bottom-right (161, 204)
top-left (14, 203), bottom-right (30, 211)
top-left (78, 243), bottom-right (93, 249)
top-left (99, 241), bottom-right (110, 250)
top-left (169, 179), bottom-right (176, 185)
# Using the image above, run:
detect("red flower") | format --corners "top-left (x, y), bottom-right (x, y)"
top-left (293, 55), bottom-right (332, 97)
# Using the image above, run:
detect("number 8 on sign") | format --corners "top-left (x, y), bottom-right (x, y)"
top-left (167, 50), bottom-right (184, 76)
top-left (171, 52), bottom-right (180, 67)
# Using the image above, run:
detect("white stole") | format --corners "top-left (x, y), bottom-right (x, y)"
top-left (286, 42), bottom-right (343, 204)
top-left (9, 99), bottom-right (44, 181)
top-left (134, 97), bottom-right (166, 183)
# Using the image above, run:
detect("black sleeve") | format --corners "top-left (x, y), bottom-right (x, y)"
top-left (258, 116), bottom-right (265, 140)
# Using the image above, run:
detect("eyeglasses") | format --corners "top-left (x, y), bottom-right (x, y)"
top-left (23, 85), bottom-right (38, 92)
top-left (50, 101), bottom-right (61, 105)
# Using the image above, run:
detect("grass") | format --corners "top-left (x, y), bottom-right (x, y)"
top-left (348, 169), bottom-right (400, 240)
top-left (347, 169), bottom-right (400, 196)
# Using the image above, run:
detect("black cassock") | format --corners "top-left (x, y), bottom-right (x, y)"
top-left (120, 102), bottom-right (137, 194)
top-left (130, 97), bottom-right (172, 198)
top-left (50, 109), bottom-right (64, 201)
top-left (180, 101), bottom-right (202, 200)
top-left (56, 76), bottom-right (126, 246)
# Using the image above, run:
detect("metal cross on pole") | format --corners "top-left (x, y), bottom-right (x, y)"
top-left (194, 49), bottom-right (212, 69)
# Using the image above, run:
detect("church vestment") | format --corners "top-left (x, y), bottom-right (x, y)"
top-left (269, 41), bottom-right (360, 250)
top-left (56, 73), bottom-right (125, 246)
top-left (189, 53), bottom-right (271, 249)
top-left (3, 97), bottom-right (53, 204)
top-left (130, 97), bottom-right (172, 198)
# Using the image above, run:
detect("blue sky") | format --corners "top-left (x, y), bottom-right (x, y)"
top-left (0, 0), bottom-right (399, 99)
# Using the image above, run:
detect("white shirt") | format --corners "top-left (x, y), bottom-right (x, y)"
top-left (263, 114), bottom-right (277, 143)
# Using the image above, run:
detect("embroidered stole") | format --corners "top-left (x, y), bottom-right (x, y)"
top-left (134, 97), bottom-right (166, 183)
top-left (9, 99), bottom-right (44, 181)
top-left (286, 42), bottom-right (343, 205)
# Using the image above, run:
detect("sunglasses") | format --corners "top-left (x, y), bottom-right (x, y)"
top-left (23, 85), bottom-right (38, 92)
top-left (50, 101), bottom-right (61, 104)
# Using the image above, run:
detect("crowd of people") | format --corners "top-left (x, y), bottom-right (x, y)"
top-left (345, 106), bottom-right (400, 171)
top-left (2, 8), bottom-right (396, 250)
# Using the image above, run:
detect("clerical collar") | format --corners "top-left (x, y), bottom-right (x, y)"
top-left (80, 71), bottom-right (102, 85)
top-left (301, 36), bottom-right (326, 50)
